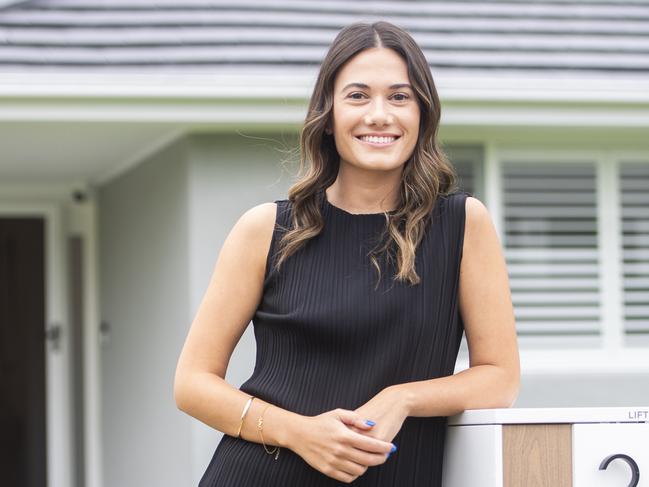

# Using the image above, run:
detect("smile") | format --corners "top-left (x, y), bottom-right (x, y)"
top-left (355, 135), bottom-right (400, 147)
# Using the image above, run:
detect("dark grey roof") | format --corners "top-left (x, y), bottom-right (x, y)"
top-left (1, 0), bottom-right (648, 75)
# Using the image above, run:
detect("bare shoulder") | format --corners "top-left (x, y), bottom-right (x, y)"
top-left (235, 201), bottom-right (277, 236)
top-left (214, 201), bottom-right (278, 281)
top-left (231, 203), bottom-right (277, 251)
top-left (463, 196), bottom-right (497, 243)
top-left (464, 195), bottom-right (491, 225)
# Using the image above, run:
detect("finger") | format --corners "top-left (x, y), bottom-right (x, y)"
top-left (330, 470), bottom-right (357, 484)
top-left (346, 430), bottom-right (394, 454)
top-left (346, 422), bottom-right (375, 433)
top-left (335, 458), bottom-right (367, 478)
top-left (336, 409), bottom-right (373, 430)
top-left (345, 446), bottom-right (391, 467)
top-left (356, 418), bottom-right (376, 430)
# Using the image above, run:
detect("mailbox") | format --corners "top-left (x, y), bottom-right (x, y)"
top-left (443, 407), bottom-right (648, 487)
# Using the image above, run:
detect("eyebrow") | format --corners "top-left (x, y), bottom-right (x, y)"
top-left (341, 82), bottom-right (413, 92)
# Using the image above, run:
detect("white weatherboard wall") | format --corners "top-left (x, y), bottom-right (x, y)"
top-left (98, 137), bottom-right (193, 487)
top-left (187, 132), bottom-right (295, 484)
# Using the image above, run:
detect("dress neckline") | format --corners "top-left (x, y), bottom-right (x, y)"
top-left (321, 188), bottom-right (397, 218)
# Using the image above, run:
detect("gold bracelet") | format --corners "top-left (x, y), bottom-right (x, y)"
top-left (236, 396), bottom-right (255, 438)
top-left (257, 403), bottom-right (280, 460)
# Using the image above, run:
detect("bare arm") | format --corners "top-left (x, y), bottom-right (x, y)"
top-left (173, 202), bottom-right (296, 443)
top-left (173, 202), bottom-right (394, 483)
top-left (390, 196), bottom-right (520, 416)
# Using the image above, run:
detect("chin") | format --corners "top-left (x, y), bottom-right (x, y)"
top-left (351, 160), bottom-right (406, 172)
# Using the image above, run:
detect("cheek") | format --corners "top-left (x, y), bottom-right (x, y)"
top-left (408, 107), bottom-right (421, 129)
top-left (332, 107), bottom-right (355, 132)
top-left (404, 113), bottom-right (420, 147)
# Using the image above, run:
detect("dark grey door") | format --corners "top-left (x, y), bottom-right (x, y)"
top-left (0, 218), bottom-right (47, 487)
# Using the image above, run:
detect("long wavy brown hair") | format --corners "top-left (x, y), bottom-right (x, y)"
top-left (274, 21), bottom-right (458, 288)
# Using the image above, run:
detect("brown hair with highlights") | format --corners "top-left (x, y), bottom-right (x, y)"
top-left (274, 20), bottom-right (458, 288)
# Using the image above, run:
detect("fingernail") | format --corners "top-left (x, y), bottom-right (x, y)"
top-left (387, 444), bottom-right (397, 459)
top-left (365, 420), bottom-right (376, 426)
top-left (387, 447), bottom-right (396, 459)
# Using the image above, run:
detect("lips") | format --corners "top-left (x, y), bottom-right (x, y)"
top-left (355, 134), bottom-right (400, 146)
top-left (356, 133), bottom-right (401, 138)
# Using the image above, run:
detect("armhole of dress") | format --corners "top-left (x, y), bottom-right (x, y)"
top-left (262, 200), bottom-right (286, 288)
top-left (457, 191), bottom-right (472, 266)
top-left (454, 191), bottom-right (471, 337)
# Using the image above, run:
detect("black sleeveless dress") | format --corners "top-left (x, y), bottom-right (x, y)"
top-left (199, 188), bottom-right (470, 486)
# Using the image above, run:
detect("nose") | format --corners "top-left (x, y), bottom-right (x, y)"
top-left (363, 97), bottom-right (394, 127)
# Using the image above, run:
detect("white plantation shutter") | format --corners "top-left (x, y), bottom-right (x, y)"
top-left (502, 162), bottom-right (600, 337)
top-left (620, 162), bottom-right (649, 344)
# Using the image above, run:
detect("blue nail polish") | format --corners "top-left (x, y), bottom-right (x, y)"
top-left (390, 444), bottom-right (397, 453)
top-left (365, 420), bottom-right (376, 426)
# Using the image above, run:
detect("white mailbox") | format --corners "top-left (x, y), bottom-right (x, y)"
top-left (443, 407), bottom-right (648, 487)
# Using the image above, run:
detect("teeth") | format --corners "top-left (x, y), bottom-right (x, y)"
top-left (359, 135), bottom-right (397, 144)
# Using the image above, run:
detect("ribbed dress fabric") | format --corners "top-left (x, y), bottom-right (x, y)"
top-left (199, 188), bottom-right (470, 486)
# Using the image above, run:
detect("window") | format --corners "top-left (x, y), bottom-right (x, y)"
top-left (449, 147), bottom-right (649, 361)
top-left (620, 162), bottom-right (649, 347)
top-left (502, 161), bottom-right (600, 348)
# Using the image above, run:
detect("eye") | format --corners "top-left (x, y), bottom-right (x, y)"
top-left (346, 92), bottom-right (410, 101)
top-left (392, 93), bottom-right (410, 101)
top-left (347, 92), bottom-right (366, 100)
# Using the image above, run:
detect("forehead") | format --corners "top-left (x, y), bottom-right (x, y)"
top-left (334, 47), bottom-right (410, 89)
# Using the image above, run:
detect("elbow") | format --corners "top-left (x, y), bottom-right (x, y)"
top-left (488, 363), bottom-right (520, 409)
top-left (501, 366), bottom-right (521, 408)
top-left (173, 370), bottom-right (190, 412)
top-left (174, 388), bottom-right (185, 412)
top-left (502, 382), bottom-right (520, 408)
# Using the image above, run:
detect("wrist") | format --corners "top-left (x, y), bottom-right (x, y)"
top-left (386, 384), bottom-right (415, 417)
top-left (266, 406), bottom-right (305, 450)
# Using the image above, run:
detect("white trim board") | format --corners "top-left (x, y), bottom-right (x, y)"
top-left (66, 190), bottom-right (104, 487)
top-left (0, 71), bottom-right (648, 103)
top-left (2, 101), bottom-right (649, 128)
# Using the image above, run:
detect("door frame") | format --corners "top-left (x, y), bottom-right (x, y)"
top-left (0, 184), bottom-right (102, 487)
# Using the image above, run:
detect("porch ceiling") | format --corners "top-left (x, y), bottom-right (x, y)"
top-left (0, 121), bottom-right (183, 185)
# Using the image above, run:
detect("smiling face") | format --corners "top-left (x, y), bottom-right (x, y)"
top-left (328, 47), bottom-right (420, 175)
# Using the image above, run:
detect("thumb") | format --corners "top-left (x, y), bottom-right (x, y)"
top-left (336, 409), bottom-right (376, 431)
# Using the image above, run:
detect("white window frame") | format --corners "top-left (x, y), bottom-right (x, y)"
top-left (455, 146), bottom-right (649, 375)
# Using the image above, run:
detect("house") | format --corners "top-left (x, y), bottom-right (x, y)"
top-left (1, 1), bottom-right (648, 486)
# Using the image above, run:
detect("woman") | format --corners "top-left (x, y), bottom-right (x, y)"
top-left (174, 21), bottom-right (520, 486)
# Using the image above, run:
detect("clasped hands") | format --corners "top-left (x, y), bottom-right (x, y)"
top-left (291, 386), bottom-right (409, 484)
top-left (346, 385), bottom-right (409, 446)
